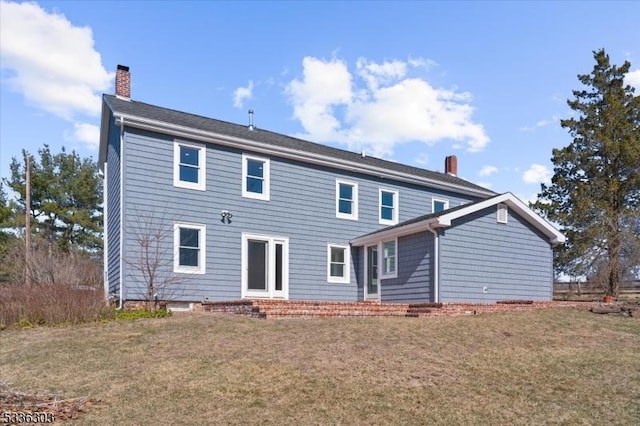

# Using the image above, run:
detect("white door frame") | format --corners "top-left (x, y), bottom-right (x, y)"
top-left (241, 233), bottom-right (289, 299)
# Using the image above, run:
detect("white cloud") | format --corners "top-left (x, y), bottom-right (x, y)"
top-left (233, 80), bottom-right (254, 109)
top-left (523, 164), bottom-right (552, 184)
top-left (69, 122), bottom-right (100, 149)
top-left (520, 114), bottom-right (560, 132)
top-left (627, 69), bottom-right (640, 92)
top-left (478, 165), bottom-right (498, 177)
top-left (0, 1), bottom-right (113, 120)
top-left (285, 56), bottom-right (489, 158)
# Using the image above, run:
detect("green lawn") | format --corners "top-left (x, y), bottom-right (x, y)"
top-left (1, 309), bottom-right (639, 425)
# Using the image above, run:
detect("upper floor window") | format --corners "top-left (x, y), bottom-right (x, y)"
top-left (336, 179), bottom-right (358, 220)
top-left (174, 223), bottom-right (206, 274)
top-left (432, 197), bottom-right (449, 213)
top-left (379, 189), bottom-right (399, 225)
top-left (174, 141), bottom-right (206, 191)
top-left (381, 239), bottom-right (397, 279)
top-left (327, 244), bottom-right (350, 284)
top-left (242, 154), bottom-right (270, 200)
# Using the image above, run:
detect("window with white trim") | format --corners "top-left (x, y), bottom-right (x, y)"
top-left (327, 244), bottom-right (350, 283)
top-left (432, 197), bottom-right (449, 213)
top-left (242, 154), bottom-right (270, 200)
top-left (174, 142), bottom-right (206, 190)
top-left (379, 188), bottom-right (399, 225)
top-left (381, 239), bottom-right (397, 279)
top-left (497, 203), bottom-right (508, 224)
top-left (336, 179), bottom-right (358, 220)
top-left (174, 223), bottom-right (206, 274)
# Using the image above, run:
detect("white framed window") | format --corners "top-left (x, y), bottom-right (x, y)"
top-left (380, 239), bottom-right (397, 279)
top-left (174, 141), bottom-right (206, 191)
top-left (497, 203), bottom-right (508, 224)
top-left (379, 188), bottom-right (399, 225)
top-left (242, 154), bottom-right (270, 200)
top-left (432, 197), bottom-right (449, 213)
top-left (336, 179), bottom-right (358, 220)
top-left (174, 223), bottom-right (206, 274)
top-left (327, 244), bottom-right (350, 284)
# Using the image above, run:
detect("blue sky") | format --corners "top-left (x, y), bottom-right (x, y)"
top-left (1, 0), bottom-right (639, 204)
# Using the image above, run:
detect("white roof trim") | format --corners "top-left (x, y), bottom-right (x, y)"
top-left (100, 110), bottom-right (495, 198)
top-left (351, 192), bottom-right (565, 246)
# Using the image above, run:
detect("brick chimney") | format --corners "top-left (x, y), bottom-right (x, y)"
top-left (115, 65), bottom-right (130, 98)
top-left (445, 155), bottom-right (458, 176)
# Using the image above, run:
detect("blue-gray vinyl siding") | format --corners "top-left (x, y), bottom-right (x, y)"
top-left (381, 232), bottom-right (434, 303)
top-left (119, 127), bottom-right (478, 302)
top-left (105, 114), bottom-right (121, 297)
top-left (439, 207), bottom-right (553, 302)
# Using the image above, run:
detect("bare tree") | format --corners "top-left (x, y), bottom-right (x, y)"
top-left (125, 210), bottom-right (188, 310)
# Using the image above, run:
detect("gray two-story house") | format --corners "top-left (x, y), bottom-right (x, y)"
top-left (100, 65), bottom-right (564, 309)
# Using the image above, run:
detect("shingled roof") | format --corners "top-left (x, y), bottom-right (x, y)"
top-left (102, 94), bottom-right (495, 196)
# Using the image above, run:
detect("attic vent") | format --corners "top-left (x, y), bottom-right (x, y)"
top-left (497, 204), bottom-right (508, 224)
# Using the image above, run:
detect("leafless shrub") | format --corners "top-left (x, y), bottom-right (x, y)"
top-left (0, 238), bottom-right (109, 327)
top-left (2, 238), bottom-right (102, 287)
top-left (0, 282), bottom-right (112, 327)
top-left (125, 210), bottom-right (188, 310)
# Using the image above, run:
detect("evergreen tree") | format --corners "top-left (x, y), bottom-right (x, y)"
top-left (534, 49), bottom-right (640, 297)
top-left (4, 145), bottom-right (103, 253)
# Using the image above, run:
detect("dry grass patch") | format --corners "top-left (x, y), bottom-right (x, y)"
top-left (1, 309), bottom-right (639, 425)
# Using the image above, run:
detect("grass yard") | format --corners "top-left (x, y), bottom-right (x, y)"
top-left (1, 309), bottom-right (639, 425)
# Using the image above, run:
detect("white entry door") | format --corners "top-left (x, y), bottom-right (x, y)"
top-left (242, 233), bottom-right (288, 299)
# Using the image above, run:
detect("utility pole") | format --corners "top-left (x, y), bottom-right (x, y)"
top-left (25, 154), bottom-right (31, 285)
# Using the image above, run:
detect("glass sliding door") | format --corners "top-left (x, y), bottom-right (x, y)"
top-left (242, 234), bottom-right (289, 299)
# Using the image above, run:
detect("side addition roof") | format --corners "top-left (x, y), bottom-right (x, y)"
top-left (351, 192), bottom-right (566, 246)
top-left (99, 94), bottom-right (496, 198)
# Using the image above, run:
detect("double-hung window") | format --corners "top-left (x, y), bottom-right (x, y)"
top-left (242, 154), bottom-right (270, 200)
top-left (327, 244), bottom-right (350, 283)
top-left (336, 179), bottom-right (358, 220)
top-left (379, 188), bottom-right (399, 225)
top-left (174, 223), bottom-right (206, 274)
top-left (432, 197), bottom-right (449, 213)
top-left (174, 142), bottom-right (206, 191)
top-left (381, 239), bottom-right (397, 279)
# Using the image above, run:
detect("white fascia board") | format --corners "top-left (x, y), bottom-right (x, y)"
top-left (112, 113), bottom-right (495, 198)
top-left (350, 218), bottom-right (438, 247)
top-left (98, 102), bottom-right (112, 169)
top-left (438, 192), bottom-right (566, 244)
top-left (351, 192), bottom-right (566, 247)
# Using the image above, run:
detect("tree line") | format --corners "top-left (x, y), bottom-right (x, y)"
top-left (0, 145), bottom-right (102, 284)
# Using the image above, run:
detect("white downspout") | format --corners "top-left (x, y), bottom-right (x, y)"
top-left (102, 161), bottom-right (109, 304)
top-left (427, 226), bottom-right (439, 303)
top-left (117, 116), bottom-right (125, 309)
